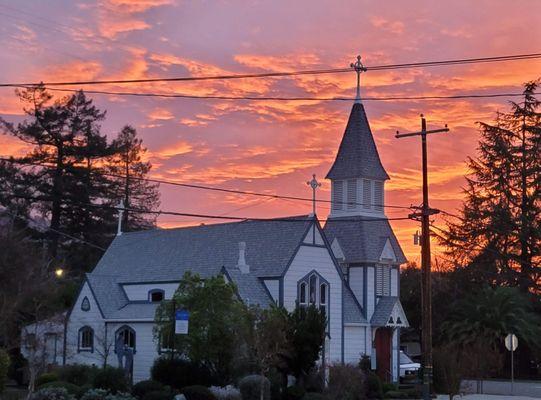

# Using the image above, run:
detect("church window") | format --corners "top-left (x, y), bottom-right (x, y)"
top-left (319, 283), bottom-right (328, 318)
top-left (81, 296), bottom-right (90, 312)
top-left (362, 179), bottom-right (372, 209)
top-left (347, 179), bottom-right (357, 209)
top-left (374, 181), bottom-right (384, 211)
top-left (309, 274), bottom-right (317, 304)
top-left (116, 326), bottom-right (136, 353)
top-left (299, 282), bottom-right (307, 305)
top-left (297, 272), bottom-right (329, 326)
top-left (78, 326), bottom-right (94, 352)
top-left (332, 181), bottom-right (344, 210)
top-left (149, 289), bottom-right (165, 302)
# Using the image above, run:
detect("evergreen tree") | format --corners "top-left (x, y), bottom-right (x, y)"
top-left (108, 125), bottom-right (160, 232)
top-left (441, 80), bottom-right (541, 292)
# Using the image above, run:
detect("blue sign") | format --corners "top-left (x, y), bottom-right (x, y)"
top-left (175, 310), bottom-right (189, 334)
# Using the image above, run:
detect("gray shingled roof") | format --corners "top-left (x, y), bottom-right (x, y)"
top-left (370, 297), bottom-right (398, 326)
top-left (323, 216), bottom-right (406, 264)
top-left (326, 103), bottom-right (389, 181)
top-left (343, 285), bottom-right (367, 324)
top-left (87, 216), bottom-right (313, 319)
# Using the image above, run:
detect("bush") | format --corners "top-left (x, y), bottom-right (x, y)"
top-left (182, 385), bottom-right (216, 400)
top-left (0, 349), bottom-right (10, 393)
top-left (151, 358), bottom-right (213, 390)
top-left (56, 365), bottom-right (99, 387)
top-left (366, 373), bottom-right (382, 400)
top-left (36, 372), bottom-right (60, 387)
top-left (304, 368), bottom-right (324, 394)
top-left (132, 380), bottom-right (164, 399)
top-left (383, 391), bottom-right (407, 399)
top-left (285, 386), bottom-right (305, 400)
top-left (80, 388), bottom-right (137, 400)
top-left (30, 387), bottom-right (75, 400)
top-left (326, 364), bottom-right (365, 400)
top-left (141, 391), bottom-right (172, 400)
top-left (238, 375), bottom-right (270, 400)
top-left (358, 355), bottom-right (371, 374)
top-left (40, 381), bottom-right (82, 396)
top-left (209, 385), bottom-right (241, 400)
top-left (93, 367), bottom-right (129, 394)
top-left (302, 393), bottom-right (327, 400)
top-left (381, 383), bottom-right (397, 394)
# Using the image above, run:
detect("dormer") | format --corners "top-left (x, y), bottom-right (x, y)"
top-left (326, 103), bottom-right (389, 218)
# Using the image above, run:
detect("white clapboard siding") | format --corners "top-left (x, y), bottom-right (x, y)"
top-left (283, 245), bottom-right (342, 363)
top-left (349, 267), bottom-right (364, 307)
top-left (344, 325), bottom-right (366, 364)
top-left (65, 282), bottom-right (105, 365)
top-left (107, 322), bottom-right (158, 382)
top-left (122, 283), bottom-right (180, 301)
top-left (366, 266), bottom-right (375, 320)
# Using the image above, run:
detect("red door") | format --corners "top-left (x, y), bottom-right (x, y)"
top-left (375, 328), bottom-right (392, 381)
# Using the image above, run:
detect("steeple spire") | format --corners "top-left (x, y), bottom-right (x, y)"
top-left (350, 55), bottom-right (367, 104)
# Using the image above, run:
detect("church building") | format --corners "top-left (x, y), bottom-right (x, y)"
top-left (22, 68), bottom-right (409, 384)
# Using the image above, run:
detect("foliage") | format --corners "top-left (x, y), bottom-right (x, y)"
top-left (150, 357), bottom-right (213, 390)
top-left (301, 394), bottom-right (327, 400)
top-left (365, 372), bottom-right (382, 400)
top-left (381, 383), bottom-right (397, 394)
top-left (0, 348), bottom-right (10, 393)
top-left (29, 387), bottom-right (75, 400)
top-left (182, 386), bottom-right (217, 400)
top-left (440, 80), bottom-right (541, 292)
top-left (154, 272), bottom-right (250, 385)
top-left (238, 375), bottom-right (270, 400)
top-left (39, 381), bottom-right (81, 396)
top-left (141, 391), bottom-right (173, 400)
top-left (208, 386), bottom-right (241, 400)
top-left (80, 388), bottom-right (137, 400)
top-left (433, 345), bottom-right (463, 400)
top-left (93, 367), bottom-right (129, 394)
top-left (325, 364), bottom-right (365, 400)
top-left (303, 368), bottom-right (323, 394)
top-left (132, 380), bottom-right (164, 399)
top-left (56, 364), bottom-right (100, 387)
top-left (36, 372), bottom-right (60, 388)
top-left (357, 355), bottom-right (371, 374)
top-left (284, 386), bottom-right (305, 400)
top-left (383, 391), bottom-right (407, 399)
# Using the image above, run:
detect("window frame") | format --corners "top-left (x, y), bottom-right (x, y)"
top-left (297, 271), bottom-right (330, 329)
top-left (115, 325), bottom-right (136, 354)
top-left (78, 326), bottom-right (94, 353)
top-left (81, 296), bottom-right (91, 312)
top-left (148, 289), bottom-right (165, 303)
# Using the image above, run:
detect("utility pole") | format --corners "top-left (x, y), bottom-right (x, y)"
top-left (396, 115), bottom-right (449, 400)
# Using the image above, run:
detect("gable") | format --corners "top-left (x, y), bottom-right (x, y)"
top-left (330, 238), bottom-right (345, 260)
top-left (70, 281), bottom-right (104, 320)
top-left (303, 223), bottom-right (325, 245)
top-left (379, 238), bottom-right (396, 262)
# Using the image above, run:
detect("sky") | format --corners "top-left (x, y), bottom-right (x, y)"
top-left (0, 0), bottom-right (540, 263)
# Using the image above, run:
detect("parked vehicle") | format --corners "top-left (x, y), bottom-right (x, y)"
top-left (399, 350), bottom-right (420, 377)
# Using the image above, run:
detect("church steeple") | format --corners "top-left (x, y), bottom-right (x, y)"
top-left (326, 56), bottom-right (389, 217)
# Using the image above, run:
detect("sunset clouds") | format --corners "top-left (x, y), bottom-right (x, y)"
top-left (0, 0), bottom-right (540, 260)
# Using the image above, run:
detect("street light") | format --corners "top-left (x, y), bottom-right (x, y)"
top-left (55, 268), bottom-right (64, 278)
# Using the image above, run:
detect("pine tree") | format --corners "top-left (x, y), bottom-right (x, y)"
top-left (442, 80), bottom-right (541, 293)
top-left (108, 125), bottom-right (160, 232)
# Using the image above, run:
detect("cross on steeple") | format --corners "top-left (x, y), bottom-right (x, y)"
top-left (116, 199), bottom-right (125, 236)
top-left (350, 55), bottom-right (367, 104)
top-left (306, 174), bottom-right (321, 216)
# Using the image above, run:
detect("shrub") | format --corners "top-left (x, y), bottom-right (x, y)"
top-left (93, 367), bottom-right (129, 394)
top-left (383, 391), bottom-right (407, 399)
top-left (238, 375), bottom-right (270, 400)
top-left (36, 372), bottom-right (60, 387)
top-left (151, 358), bottom-right (213, 390)
top-left (106, 393), bottom-right (137, 400)
top-left (141, 391), bottom-right (172, 400)
top-left (56, 365), bottom-right (100, 387)
top-left (0, 349), bottom-right (10, 393)
top-left (40, 381), bottom-right (82, 396)
top-left (81, 388), bottom-right (110, 400)
top-left (304, 368), bottom-right (324, 394)
top-left (365, 373), bottom-right (382, 400)
top-left (285, 386), bottom-right (305, 400)
top-left (302, 393), bottom-right (327, 400)
top-left (209, 385), bottom-right (241, 400)
top-left (182, 385), bottom-right (216, 400)
top-left (381, 383), bottom-right (397, 394)
top-left (326, 364), bottom-right (365, 400)
top-left (132, 380), bottom-right (164, 399)
top-left (30, 387), bottom-right (75, 400)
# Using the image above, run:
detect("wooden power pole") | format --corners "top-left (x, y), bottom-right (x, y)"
top-left (396, 115), bottom-right (449, 400)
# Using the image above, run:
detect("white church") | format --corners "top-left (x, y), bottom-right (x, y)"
top-left (22, 80), bottom-right (409, 384)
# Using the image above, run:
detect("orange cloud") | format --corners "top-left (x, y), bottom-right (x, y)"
top-left (148, 108), bottom-right (174, 120)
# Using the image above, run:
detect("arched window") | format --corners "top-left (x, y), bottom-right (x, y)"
top-left (81, 296), bottom-right (91, 312)
top-left (297, 272), bottom-right (329, 325)
top-left (116, 325), bottom-right (136, 353)
top-left (78, 326), bottom-right (94, 352)
top-left (148, 289), bottom-right (165, 302)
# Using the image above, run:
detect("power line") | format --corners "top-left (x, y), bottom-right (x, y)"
top-left (0, 158), bottom-right (412, 210)
top-left (5, 85), bottom-right (535, 102)
top-left (1, 52), bottom-right (540, 87)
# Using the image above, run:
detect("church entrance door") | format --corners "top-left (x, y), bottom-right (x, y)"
top-left (375, 327), bottom-right (392, 382)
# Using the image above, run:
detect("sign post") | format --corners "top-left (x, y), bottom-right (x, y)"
top-left (175, 310), bottom-right (190, 335)
top-left (504, 333), bottom-right (518, 395)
